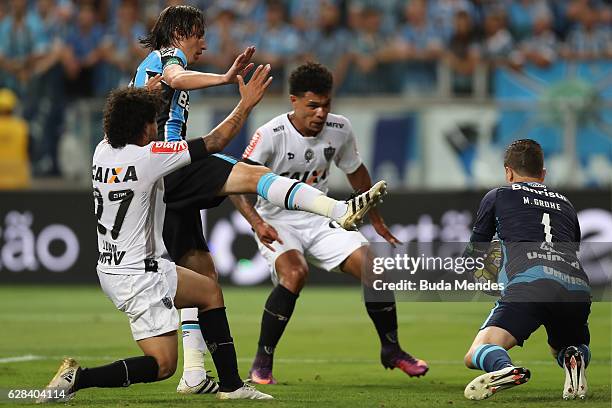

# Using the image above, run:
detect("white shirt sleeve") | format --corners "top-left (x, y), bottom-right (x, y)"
top-left (334, 121), bottom-right (362, 174)
top-left (243, 128), bottom-right (273, 166)
top-left (145, 141), bottom-right (192, 181)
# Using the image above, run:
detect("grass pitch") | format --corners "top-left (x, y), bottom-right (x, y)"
top-left (0, 286), bottom-right (609, 407)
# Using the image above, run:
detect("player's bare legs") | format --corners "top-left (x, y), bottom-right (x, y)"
top-left (463, 326), bottom-right (530, 400)
top-left (179, 250), bottom-right (218, 281)
top-left (174, 265), bottom-right (224, 310)
top-left (137, 333), bottom-right (179, 380)
top-left (38, 266), bottom-right (272, 402)
top-left (464, 326), bottom-right (517, 368)
top-left (220, 162), bottom-right (386, 230)
top-left (138, 262), bottom-right (226, 383)
top-left (275, 250), bottom-right (310, 293)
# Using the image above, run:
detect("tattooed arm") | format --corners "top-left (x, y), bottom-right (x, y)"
top-left (202, 64), bottom-right (273, 154)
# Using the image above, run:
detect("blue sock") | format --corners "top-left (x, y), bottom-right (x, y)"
top-left (557, 344), bottom-right (590, 368)
top-left (472, 344), bottom-right (513, 372)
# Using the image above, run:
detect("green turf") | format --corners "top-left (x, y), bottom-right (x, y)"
top-left (0, 286), bottom-right (609, 407)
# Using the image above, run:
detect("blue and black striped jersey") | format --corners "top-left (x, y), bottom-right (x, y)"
top-left (130, 48), bottom-right (189, 142)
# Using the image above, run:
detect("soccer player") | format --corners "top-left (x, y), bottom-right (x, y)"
top-left (462, 139), bottom-right (591, 401)
top-left (38, 81), bottom-right (275, 402)
top-left (231, 62), bottom-right (430, 384)
top-left (131, 5), bottom-right (386, 394)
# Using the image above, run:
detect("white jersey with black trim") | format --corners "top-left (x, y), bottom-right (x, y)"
top-left (92, 140), bottom-right (191, 274)
top-left (243, 112), bottom-right (362, 220)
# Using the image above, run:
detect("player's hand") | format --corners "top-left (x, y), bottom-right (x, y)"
top-left (237, 64), bottom-right (273, 109)
top-left (145, 74), bottom-right (163, 91)
top-left (372, 219), bottom-right (401, 247)
top-left (224, 46), bottom-right (256, 84)
top-left (254, 221), bottom-right (283, 252)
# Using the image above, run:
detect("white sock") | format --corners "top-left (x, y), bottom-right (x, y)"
top-left (257, 172), bottom-right (348, 219)
top-left (181, 308), bottom-right (207, 385)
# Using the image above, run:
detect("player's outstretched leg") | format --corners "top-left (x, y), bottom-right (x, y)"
top-left (464, 344), bottom-right (530, 400)
top-left (558, 345), bottom-right (589, 400)
top-left (255, 173), bottom-right (387, 231)
top-left (221, 163), bottom-right (387, 230)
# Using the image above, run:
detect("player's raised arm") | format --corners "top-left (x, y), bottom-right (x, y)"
top-left (201, 64), bottom-right (273, 154)
top-left (146, 62), bottom-right (272, 178)
top-left (164, 46), bottom-right (256, 91)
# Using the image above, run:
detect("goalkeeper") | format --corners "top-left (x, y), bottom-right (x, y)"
top-left (462, 140), bottom-right (591, 401)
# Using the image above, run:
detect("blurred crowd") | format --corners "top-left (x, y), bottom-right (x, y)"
top-left (0, 0), bottom-right (611, 176)
top-left (2, 0), bottom-right (611, 97)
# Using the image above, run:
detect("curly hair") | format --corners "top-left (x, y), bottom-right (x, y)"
top-left (289, 62), bottom-right (333, 96)
top-left (503, 139), bottom-right (544, 177)
top-left (140, 5), bottom-right (206, 50)
top-left (103, 87), bottom-right (162, 148)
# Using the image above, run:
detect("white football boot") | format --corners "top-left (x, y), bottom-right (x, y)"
top-left (336, 180), bottom-right (387, 230)
top-left (562, 346), bottom-right (588, 400)
top-left (36, 358), bottom-right (80, 403)
top-left (177, 373), bottom-right (219, 394)
top-left (217, 383), bottom-right (274, 400)
top-left (464, 366), bottom-right (530, 400)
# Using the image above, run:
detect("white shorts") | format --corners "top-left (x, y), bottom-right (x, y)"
top-left (97, 258), bottom-right (179, 341)
top-left (255, 213), bottom-right (367, 282)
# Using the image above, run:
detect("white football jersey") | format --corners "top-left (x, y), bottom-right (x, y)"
top-left (243, 112), bottom-right (362, 219)
top-left (92, 140), bottom-right (191, 274)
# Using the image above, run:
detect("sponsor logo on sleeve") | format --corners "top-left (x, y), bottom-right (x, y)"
top-left (243, 132), bottom-right (262, 158)
top-left (151, 141), bottom-right (188, 154)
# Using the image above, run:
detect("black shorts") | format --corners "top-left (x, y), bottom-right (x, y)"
top-left (163, 153), bottom-right (237, 262)
top-left (480, 280), bottom-right (591, 349)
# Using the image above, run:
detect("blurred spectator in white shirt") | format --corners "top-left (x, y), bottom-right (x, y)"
top-left (562, 5), bottom-right (612, 59)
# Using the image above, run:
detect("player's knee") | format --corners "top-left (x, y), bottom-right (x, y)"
top-left (252, 165), bottom-right (273, 185)
top-left (197, 278), bottom-right (224, 310)
top-left (153, 355), bottom-right (177, 380)
top-left (343, 247), bottom-right (372, 281)
top-left (235, 162), bottom-right (271, 188)
top-left (279, 266), bottom-right (308, 292)
top-left (207, 280), bottom-right (224, 307)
